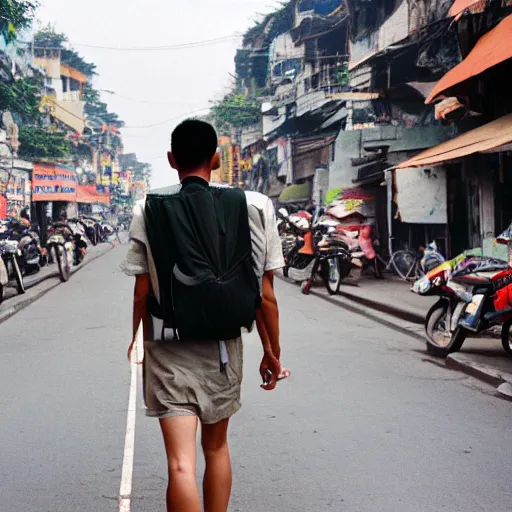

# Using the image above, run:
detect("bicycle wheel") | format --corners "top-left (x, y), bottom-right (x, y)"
top-left (391, 250), bottom-right (417, 281)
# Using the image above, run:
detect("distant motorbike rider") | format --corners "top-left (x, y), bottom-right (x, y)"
top-left (19, 207), bottom-right (30, 228)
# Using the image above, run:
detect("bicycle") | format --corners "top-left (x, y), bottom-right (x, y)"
top-left (375, 248), bottom-right (426, 282)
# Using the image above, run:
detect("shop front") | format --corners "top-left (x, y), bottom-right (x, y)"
top-left (32, 163), bottom-right (78, 242)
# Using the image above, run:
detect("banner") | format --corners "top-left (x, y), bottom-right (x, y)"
top-left (76, 184), bottom-right (110, 205)
top-left (32, 164), bottom-right (77, 202)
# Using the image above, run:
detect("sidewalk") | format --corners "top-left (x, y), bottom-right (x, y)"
top-left (310, 276), bottom-right (512, 398)
top-left (0, 240), bottom-right (119, 324)
top-left (338, 277), bottom-right (435, 324)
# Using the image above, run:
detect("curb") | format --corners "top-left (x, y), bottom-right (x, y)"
top-left (337, 287), bottom-right (425, 325)
top-left (278, 275), bottom-right (512, 393)
top-left (276, 273), bottom-right (427, 342)
top-left (276, 273), bottom-right (425, 324)
top-left (497, 383), bottom-right (512, 401)
top-left (308, 288), bottom-right (427, 343)
top-left (446, 353), bottom-right (512, 387)
top-left (0, 242), bottom-right (117, 325)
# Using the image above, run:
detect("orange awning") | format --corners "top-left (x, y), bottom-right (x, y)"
top-left (426, 14), bottom-right (512, 104)
top-left (77, 185), bottom-right (110, 205)
top-left (60, 64), bottom-right (87, 83)
top-left (396, 113), bottom-right (512, 169)
top-left (449, 0), bottom-right (486, 17)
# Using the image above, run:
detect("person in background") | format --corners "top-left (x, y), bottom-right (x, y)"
top-left (19, 207), bottom-right (30, 228)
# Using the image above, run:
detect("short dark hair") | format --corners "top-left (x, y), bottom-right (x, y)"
top-left (171, 119), bottom-right (218, 170)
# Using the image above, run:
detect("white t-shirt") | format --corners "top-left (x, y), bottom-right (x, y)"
top-left (121, 185), bottom-right (284, 300)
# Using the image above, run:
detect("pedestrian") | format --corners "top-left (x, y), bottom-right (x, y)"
top-left (122, 119), bottom-right (288, 512)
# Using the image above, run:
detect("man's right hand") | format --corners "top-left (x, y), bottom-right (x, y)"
top-left (259, 353), bottom-right (281, 391)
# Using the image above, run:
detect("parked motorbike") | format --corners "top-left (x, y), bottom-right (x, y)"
top-left (86, 214), bottom-right (120, 244)
top-left (0, 256), bottom-right (7, 304)
top-left (99, 220), bottom-right (120, 243)
top-left (277, 208), bottom-right (291, 236)
top-left (280, 208), bottom-right (353, 295)
top-left (413, 254), bottom-right (512, 358)
top-left (46, 220), bottom-right (88, 282)
top-left (79, 216), bottom-right (100, 246)
top-left (5, 219), bottom-right (48, 275)
top-left (0, 231), bottom-right (25, 300)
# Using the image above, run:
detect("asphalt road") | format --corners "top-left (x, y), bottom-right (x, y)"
top-left (0, 245), bottom-right (511, 512)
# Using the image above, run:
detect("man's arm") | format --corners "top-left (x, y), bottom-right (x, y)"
top-left (128, 274), bottom-right (153, 363)
top-left (256, 196), bottom-right (287, 390)
top-left (260, 271), bottom-right (281, 359)
top-left (255, 271), bottom-right (281, 390)
top-left (122, 201), bottom-right (152, 361)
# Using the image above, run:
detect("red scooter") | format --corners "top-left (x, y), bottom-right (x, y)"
top-left (413, 248), bottom-right (512, 357)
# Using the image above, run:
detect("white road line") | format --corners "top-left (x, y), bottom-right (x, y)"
top-left (118, 330), bottom-right (143, 512)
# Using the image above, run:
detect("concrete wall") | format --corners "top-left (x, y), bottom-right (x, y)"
top-left (328, 130), bottom-right (362, 189)
top-left (329, 124), bottom-right (456, 190)
top-left (313, 167), bottom-right (330, 205)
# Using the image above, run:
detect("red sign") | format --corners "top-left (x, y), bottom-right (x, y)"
top-left (32, 163), bottom-right (77, 202)
top-left (76, 185), bottom-right (110, 205)
top-left (0, 195), bottom-right (6, 219)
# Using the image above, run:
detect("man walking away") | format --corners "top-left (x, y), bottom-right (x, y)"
top-left (122, 120), bottom-right (286, 512)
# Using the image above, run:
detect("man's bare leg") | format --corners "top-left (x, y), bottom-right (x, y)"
top-left (201, 418), bottom-right (232, 512)
top-left (160, 416), bottom-right (201, 512)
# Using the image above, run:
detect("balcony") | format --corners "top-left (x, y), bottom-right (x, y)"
top-left (61, 90), bottom-right (82, 102)
top-left (295, 58), bottom-right (349, 117)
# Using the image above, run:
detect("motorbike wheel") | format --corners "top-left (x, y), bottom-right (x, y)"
top-left (95, 225), bottom-right (102, 244)
top-left (55, 245), bottom-right (71, 282)
top-left (500, 319), bottom-right (512, 357)
top-left (10, 257), bottom-right (26, 295)
top-left (322, 257), bottom-right (342, 296)
top-left (90, 228), bottom-right (98, 246)
top-left (0, 282), bottom-right (4, 305)
top-left (283, 265), bottom-right (289, 278)
top-left (10, 258), bottom-right (25, 295)
top-left (425, 301), bottom-right (466, 358)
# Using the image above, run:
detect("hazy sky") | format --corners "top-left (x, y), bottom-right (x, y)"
top-left (36, 0), bottom-right (279, 188)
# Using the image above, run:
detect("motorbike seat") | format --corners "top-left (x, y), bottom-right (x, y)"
top-left (452, 271), bottom-right (500, 287)
top-left (328, 239), bottom-right (349, 249)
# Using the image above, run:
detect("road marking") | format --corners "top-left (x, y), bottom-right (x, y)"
top-left (118, 330), bottom-right (143, 512)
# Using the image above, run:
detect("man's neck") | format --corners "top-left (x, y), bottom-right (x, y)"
top-left (178, 168), bottom-right (211, 183)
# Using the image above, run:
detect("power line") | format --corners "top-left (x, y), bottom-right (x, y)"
top-left (33, 34), bottom-right (242, 53)
top-left (100, 90), bottom-right (197, 107)
top-left (121, 107), bottom-right (212, 129)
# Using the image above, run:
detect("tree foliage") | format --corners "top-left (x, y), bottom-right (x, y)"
top-left (211, 93), bottom-right (261, 134)
top-left (34, 26), bottom-right (97, 77)
top-left (82, 83), bottom-right (124, 127)
top-left (18, 125), bottom-right (71, 159)
top-left (0, 75), bottom-right (43, 122)
top-left (0, 0), bottom-right (37, 43)
top-left (243, 2), bottom-right (295, 48)
top-left (131, 161), bottom-right (152, 183)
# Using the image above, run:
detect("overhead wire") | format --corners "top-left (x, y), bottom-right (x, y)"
top-left (32, 34), bottom-right (242, 52)
top-left (121, 107), bottom-right (212, 129)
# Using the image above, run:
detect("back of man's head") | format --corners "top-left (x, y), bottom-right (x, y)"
top-left (171, 119), bottom-right (218, 172)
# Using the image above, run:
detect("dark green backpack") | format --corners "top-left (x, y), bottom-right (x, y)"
top-left (144, 178), bottom-right (261, 341)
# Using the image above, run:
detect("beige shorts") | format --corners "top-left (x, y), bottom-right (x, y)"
top-left (143, 338), bottom-right (243, 425)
